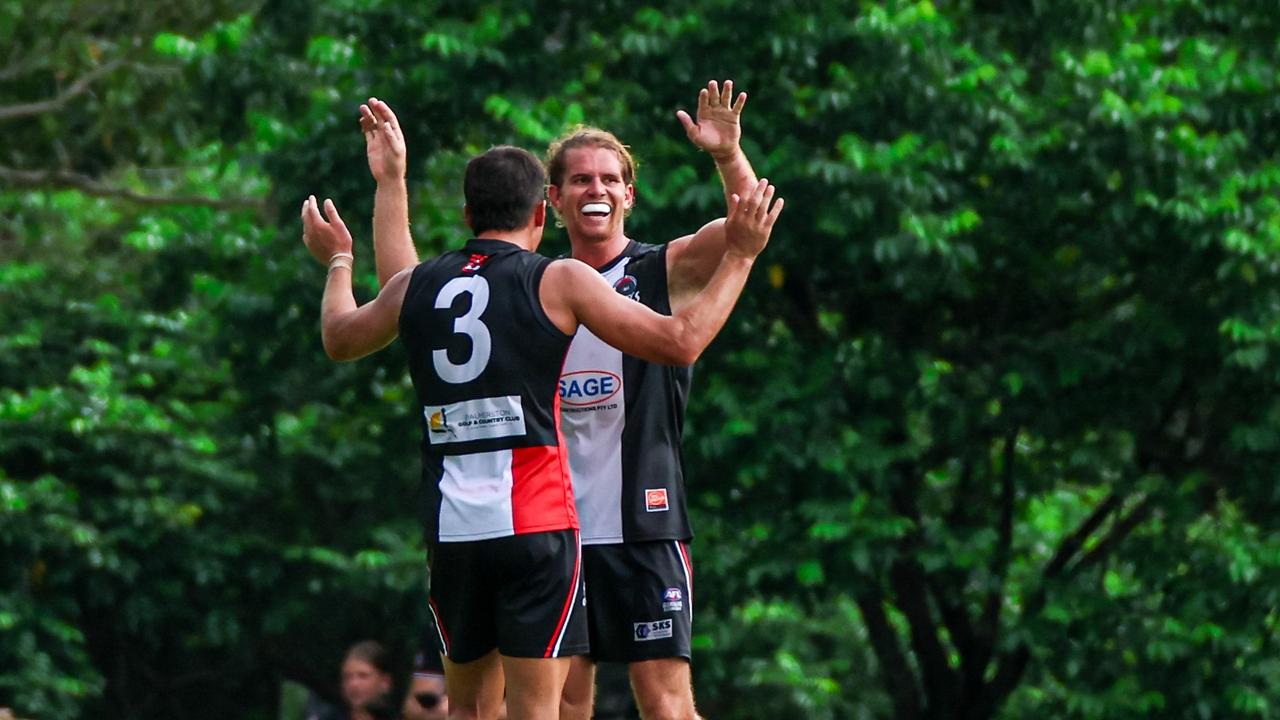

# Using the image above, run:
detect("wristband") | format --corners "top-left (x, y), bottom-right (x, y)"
top-left (328, 253), bottom-right (354, 273)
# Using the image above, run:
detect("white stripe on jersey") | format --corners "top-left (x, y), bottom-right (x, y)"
top-left (437, 449), bottom-right (515, 541)
top-left (560, 258), bottom-right (632, 544)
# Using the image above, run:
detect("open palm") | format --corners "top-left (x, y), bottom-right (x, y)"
top-left (677, 79), bottom-right (746, 159)
top-left (359, 98), bottom-right (407, 183)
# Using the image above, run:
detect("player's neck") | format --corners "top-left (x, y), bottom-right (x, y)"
top-left (569, 233), bottom-right (629, 270)
top-left (475, 226), bottom-right (542, 253)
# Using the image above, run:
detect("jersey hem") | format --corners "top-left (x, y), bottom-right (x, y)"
top-left (437, 522), bottom-right (578, 543)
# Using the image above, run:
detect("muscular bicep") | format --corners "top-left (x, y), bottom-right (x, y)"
top-left (546, 260), bottom-right (692, 366)
top-left (665, 218), bottom-right (727, 314)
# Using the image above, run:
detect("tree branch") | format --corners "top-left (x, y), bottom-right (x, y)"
top-left (928, 574), bottom-right (978, 660)
top-left (978, 644), bottom-right (1029, 717)
top-left (982, 491), bottom-right (1157, 716)
top-left (0, 166), bottom-right (265, 212)
top-left (891, 560), bottom-right (960, 710)
top-left (855, 589), bottom-right (921, 720)
top-left (1042, 492), bottom-right (1122, 580)
top-left (979, 430), bottom-right (1017, 641)
top-left (0, 55), bottom-right (48, 82)
top-left (1070, 495), bottom-right (1155, 573)
top-left (884, 463), bottom-right (962, 711)
top-left (0, 59), bottom-right (126, 121)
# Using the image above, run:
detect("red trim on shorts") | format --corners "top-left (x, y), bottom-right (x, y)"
top-left (677, 541), bottom-right (693, 617)
top-left (428, 596), bottom-right (451, 656)
top-left (510, 444), bottom-right (577, 534)
top-left (543, 531), bottom-right (582, 657)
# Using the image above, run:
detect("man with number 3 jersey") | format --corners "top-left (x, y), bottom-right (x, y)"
top-left (301, 141), bottom-right (782, 720)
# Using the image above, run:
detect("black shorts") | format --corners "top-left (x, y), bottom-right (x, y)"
top-left (582, 540), bottom-right (693, 663)
top-left (427, 529), bottom-right (588, 663)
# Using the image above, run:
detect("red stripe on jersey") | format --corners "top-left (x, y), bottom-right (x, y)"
top-left (510, 444), bottom-right (577, 534)
top-left (544, 532), bottom-right (582, 657)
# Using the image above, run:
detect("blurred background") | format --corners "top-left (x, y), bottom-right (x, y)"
top-left (3, 1), bottom-right (1280, 717)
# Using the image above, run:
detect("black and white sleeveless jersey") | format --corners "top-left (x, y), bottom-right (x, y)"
top-left (400, 238), bottom-right (577, 543)
top-left (559, 240), bottom-right (693, 545)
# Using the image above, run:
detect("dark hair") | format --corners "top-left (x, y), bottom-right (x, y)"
top-left (345, 640), bottom-right (393, 676)
top-left (464, 146), bottom-right (546, 236)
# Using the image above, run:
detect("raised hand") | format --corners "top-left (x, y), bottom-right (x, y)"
top-left (358, 97), bottom-right (407, 183)
top-left (301, 195), bottom-right (355, 264)
top-left (724, 178), bottom-right (783, 260)
top-left (676, 79), bottom-right (746, 160)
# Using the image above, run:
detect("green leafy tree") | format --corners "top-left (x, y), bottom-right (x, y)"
top-left (4, 1), bottom-right (1280, 718)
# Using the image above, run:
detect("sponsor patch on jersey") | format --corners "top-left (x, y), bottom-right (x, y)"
top-left (662, 587), bottom-right (684, 612)
top-left (613, 274), bottom-right (640, 301)
top-left (423, 395), bottom-right (525, 445)
top-left (559, 370), bottom-right (622, 407)
top-left (645, 488), bottom-right (669, 512)
top-left (633, 619), bottom-right (673, 642)
top-left (461, 253), bottom-right (491, 273)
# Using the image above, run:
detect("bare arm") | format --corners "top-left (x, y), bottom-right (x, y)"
top-left (667, 79), bottom-right (761, 312)
top-left (301, 196), bottom-right (410, 360)
top-left (359, 98), bottom-right (419, 287)
top-left (677, 79), bottom-right (759, 208)
top-left (543, 179), bottom-right (783, 366)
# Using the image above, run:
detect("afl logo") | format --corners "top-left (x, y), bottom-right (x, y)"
top-left (559, 370), bottom-right (621, 407)
top-left (613, 274), bottom-right (639, 298)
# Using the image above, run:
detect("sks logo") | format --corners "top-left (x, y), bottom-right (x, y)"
top-left (634, 619), bottom-right (673, 642)
top-left (559, 370), bottom-right (622, 407)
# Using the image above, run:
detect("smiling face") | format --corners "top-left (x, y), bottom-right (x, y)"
top-left (548, 145), bottom-right (635, 246)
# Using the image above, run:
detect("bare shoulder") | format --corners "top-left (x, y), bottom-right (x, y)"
top-left (544, 257), bottom-right (598, 286)
top-left (541, 258), bottom-right (603, 334)
top-left (542, 257), bottom-right (618, 308)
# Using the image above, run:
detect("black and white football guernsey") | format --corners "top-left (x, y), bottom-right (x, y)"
top-left (559, 240), bottom-right (693, 545)
top-left (401, 238), bottom-right (577, 543)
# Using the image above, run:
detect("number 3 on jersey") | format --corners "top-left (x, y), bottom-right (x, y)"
top-left (433, 276), bottom-right (491, 384)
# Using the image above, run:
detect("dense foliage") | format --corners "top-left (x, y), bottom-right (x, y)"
top-left (3, 1), bottom-right (1279, 718)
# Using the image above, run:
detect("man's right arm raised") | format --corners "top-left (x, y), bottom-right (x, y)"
top-left (359, 98), bottom-right (419, 287)
top-left (542, 179), bottom-right (784, 366)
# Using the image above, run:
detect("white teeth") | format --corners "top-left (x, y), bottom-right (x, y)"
top-left (582, 202), bottom-right (612, 216)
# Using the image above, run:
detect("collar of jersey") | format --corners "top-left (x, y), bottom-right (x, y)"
top-left (559, 238), bottom-right (641, 274)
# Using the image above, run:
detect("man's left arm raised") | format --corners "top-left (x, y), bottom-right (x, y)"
top-left (666, 79), bottom-right (762, 313)
top-left (359, 98), bottom-right (419, 287)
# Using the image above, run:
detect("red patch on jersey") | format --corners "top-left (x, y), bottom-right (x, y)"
top-left (462, 253), bottom-right (491, 273)
top-left (645, 488), bottom-right (669, 512)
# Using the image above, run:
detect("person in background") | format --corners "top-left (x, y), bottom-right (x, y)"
top-left (304, 640), bottom-right (397, 720)
top-left (403, 632), bottom-right (449, 720)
